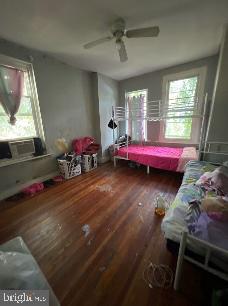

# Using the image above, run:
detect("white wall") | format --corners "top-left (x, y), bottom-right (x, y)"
top-left (97, 73), bottom-right (118, 162)
top-left (0, 39), bottom-right (95, 196)
top-left (203, 27), bottom-right (228, 163)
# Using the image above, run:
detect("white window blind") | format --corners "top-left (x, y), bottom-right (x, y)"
top-left (164, 76), bottom-right (198, 140)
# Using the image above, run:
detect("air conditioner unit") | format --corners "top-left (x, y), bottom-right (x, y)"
top-left (9, 139), bottom-right (35, 159)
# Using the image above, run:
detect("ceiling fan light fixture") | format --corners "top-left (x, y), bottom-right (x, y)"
top-left (83, 18), bottom-right (160, 63)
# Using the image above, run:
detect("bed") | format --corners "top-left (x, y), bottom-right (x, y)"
top-left (115, 144), bottom-right (198, 172)
top-left (161, 160), bottom-right (228, 271)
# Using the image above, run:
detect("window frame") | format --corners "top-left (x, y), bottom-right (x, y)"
top-left (0, 53), bottom-right (45, 142)
top-left (125, 89), bottom-right (148, 141)
top-left (159, 67), bottom-right (207, 144)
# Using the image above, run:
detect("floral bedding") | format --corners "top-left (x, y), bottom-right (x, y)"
top-left (162, 160), bottom-right (228, 271)
top-left (161, 160), bottom-right (217, 243)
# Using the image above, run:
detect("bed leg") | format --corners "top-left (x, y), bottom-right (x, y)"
top-left (174, 231), bottom-right (187, 290)
top-left (114, 157), bottom-right (117, 167)
top-left (147, 165), bottom-right (150, 175)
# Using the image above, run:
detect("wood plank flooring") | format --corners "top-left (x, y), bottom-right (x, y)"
top-left (0, 162), bottom-right (206, 306)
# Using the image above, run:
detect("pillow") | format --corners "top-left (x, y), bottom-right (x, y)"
top-left (210, 168), bottom-right (228, 195)
top-left (201, 196), bottom-right (228, 221)
top-left (195, 171), bottom-right (213, 186)
top-left (193, 212), bottom-right (228, 250)
top-left (201, 196), bottom-right (228, 213)
top-left (195, 166), bottom-right (228, 196)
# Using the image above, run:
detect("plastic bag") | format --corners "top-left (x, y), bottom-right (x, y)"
top-left (0, 237), bottom-right (60, 306)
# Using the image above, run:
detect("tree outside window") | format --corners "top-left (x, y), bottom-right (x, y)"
top-left (165, 76), bottom-right (198, 139)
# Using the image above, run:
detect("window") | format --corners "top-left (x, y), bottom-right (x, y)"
top-left (0, 54), bottom-right (44, 141)
top-left (165, 76), bottom-right (198, 139)
top-left (161, 67), bottom-right (206, 143)
top-left (125, 89), bottom-right (148, 141)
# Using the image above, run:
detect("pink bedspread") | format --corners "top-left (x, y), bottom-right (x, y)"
top-left (116, 145), bottom-right (197, 172)
top-left (176, 147), bottom-right (198, 172)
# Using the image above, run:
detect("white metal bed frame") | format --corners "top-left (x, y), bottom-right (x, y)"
top-left (112, 94), bottom-right (228, 168)
top-left (200, 142), bottom-right (228, 158)
top-left (173, 143), bottom-right (228, 290)
top-left (174, 231), bottom-right (228, 290)
top-left (112, 94), bottom-right (209, 173)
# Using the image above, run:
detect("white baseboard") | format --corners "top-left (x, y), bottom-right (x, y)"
top-left (0, 171), bottom-right (59, 201)
top-left (98, 155), bottom-right (110, 164)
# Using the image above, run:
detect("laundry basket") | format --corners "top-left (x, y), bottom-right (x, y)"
top-left (81, 153), bottom-right (97, 172)
top-left (57, 155), bottom-right (81, 179)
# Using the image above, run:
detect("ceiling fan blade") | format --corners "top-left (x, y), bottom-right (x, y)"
top-left (84, 36), bottom-right (113, 49)
top-left (118, 40), bottom-right (128, 62)
top-left (126, 26), bottom-right (160, 38)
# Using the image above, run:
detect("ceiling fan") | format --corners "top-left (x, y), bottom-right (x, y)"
top-left (83, 18), bottom-right (160, 63)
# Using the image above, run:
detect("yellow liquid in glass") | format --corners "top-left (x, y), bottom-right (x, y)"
top-left (155, 208), bottom-right (165, 217)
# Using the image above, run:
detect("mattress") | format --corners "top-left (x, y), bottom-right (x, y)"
top-left (161, 161), bottom-right (228, 265)
top-left (116, 145), bottom-right (197, 172)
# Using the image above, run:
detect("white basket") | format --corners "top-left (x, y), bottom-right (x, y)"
top-left (81, 153), bottom-right (98, 172)
top-left (57, 159), bottom-right (81, 179)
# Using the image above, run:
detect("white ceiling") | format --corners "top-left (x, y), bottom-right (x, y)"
top-left (0, 0), bottom-right (227, 80)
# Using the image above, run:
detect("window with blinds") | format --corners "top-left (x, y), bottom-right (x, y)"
top-left (164, 76), bottom-right (198, 140)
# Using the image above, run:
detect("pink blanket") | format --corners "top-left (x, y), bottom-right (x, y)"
top-left (176, 147), bottom-right (198, 172)
top-left (116, 145), bottom-right (197, 172)
top-left (72, 137), bottom-right (94, 155)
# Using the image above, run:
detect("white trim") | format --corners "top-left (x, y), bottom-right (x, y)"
top-left (160, 66), bottom-right (207, 144)
top-left (0, 53), bottom-right (45, 142)
top-left (28, 62), bottom-right (45, 142)
top-left (0, 171), bottom-right (59, 201)
top-left (98, 155), bottom-right (110, 164)
top-left (0, 53), bottom-right (30, 71)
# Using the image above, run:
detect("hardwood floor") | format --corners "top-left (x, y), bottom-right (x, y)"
top-left (0, 162), bottom-right (204, 306)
